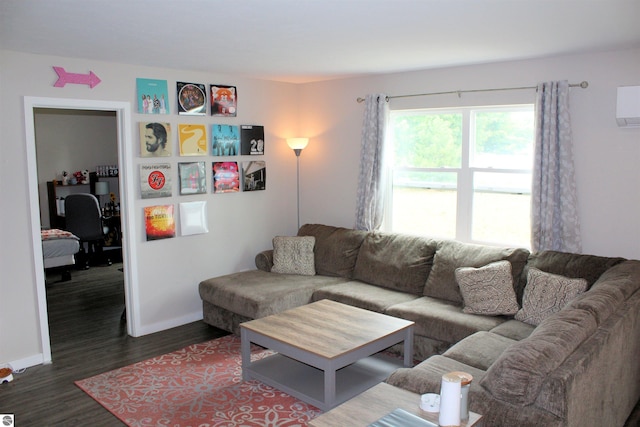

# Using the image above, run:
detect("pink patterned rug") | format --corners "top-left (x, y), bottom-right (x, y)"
top-left (75, 335), bottom-right (321, 426)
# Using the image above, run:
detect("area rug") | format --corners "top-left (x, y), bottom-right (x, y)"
top-left (75, 335), bottom-right (321, 426)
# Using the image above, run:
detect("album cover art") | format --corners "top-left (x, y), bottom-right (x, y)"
top-left (137, 78), bottom-right (169, 114)
top-left (139, 122), bottom-right (171, 157)
top-left (140, 163), bottom-right (172, 199)
top-left (211, 124), bottom-right (239, 156)
top-left (178, 162), bottom-right (207, 195)
top-left (177, 81), bottom-right (206, 115)
top-left (210, 85), bottom-right (237, 117)
top-left (243, 161), bottom-right (266, 191)
top-left (240, 125), bottom-right (265, 155)
top-left (144, 205), bottom-right (175, 241)
top-left (178, 123), bottom-right (208, 156)
top-left (212, 161), bottom-right (239, 193)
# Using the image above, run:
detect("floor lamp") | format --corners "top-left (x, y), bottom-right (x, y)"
top-left (287, 138), bottom-right (309, 230)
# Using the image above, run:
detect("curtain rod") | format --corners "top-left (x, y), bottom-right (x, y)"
top-left (356, 81), bottom-right (589, 103)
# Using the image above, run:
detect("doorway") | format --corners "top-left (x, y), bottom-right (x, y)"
top-left (25, 97), bottom-right (139, 364)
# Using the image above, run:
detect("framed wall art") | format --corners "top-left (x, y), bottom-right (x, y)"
top-left (243, 161), bottom-right (266, 191)
top-left (140, 163), bottom-right (172, 199)
top-left (137, 78), bottom-right (169, 114)
top-left (177, 81), bottom-right (207, 115)
top-left (212, 161), bottom-right (239, 194)
top-left (210, 85), bottom-right (237, 117)
top-left (211, 124), bottom-right (239, 156)
top-left (178, 162), bottom-right (207, 195)
top-left (139, 122), bottom-right (172, 157)
top-left (144, 205), bottom-right (175, 241)
top-left (178, 124), bottom-right (208, 156)
top-left (240, 125), bottom-right (265, 155)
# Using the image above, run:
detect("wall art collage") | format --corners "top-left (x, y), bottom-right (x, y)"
top-left (136, 78), bottom-right (266, 240)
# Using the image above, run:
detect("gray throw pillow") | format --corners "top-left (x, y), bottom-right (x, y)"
top-left (271, 236), bottom-right (316, 276)
top-left (515, 268), bottom-right (587, 326)
top-left (455, 260), bottom-right (519, 316)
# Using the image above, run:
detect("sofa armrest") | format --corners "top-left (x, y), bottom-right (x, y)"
top-left (255, 249), bottom-right (273, 272)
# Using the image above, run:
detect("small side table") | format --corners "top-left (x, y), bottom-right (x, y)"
top-left (309, 382), bottom-right (482, 427)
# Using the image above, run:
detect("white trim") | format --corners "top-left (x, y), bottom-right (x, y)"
top-left (23, 96), bottom-right (139, 367)
top-left (134, 311), bottom-right (203, 337)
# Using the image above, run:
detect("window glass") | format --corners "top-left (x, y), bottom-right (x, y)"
top-left (391, 171), bottom-right (457, 238)
top-left (387, 105), bottom-right (534, 247)
top-left (391, 112), bottom-right (462, 168)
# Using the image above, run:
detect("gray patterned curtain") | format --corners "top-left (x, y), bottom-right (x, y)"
top-left (355, 94), bottom-right (388, 231)
top-left (531, 81), bottom-right (582, 252)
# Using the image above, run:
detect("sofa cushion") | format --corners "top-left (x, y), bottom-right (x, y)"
top-left (424, 240), bottom-right (529, 305)
top-left (297, 224), bottom-right (368, 278)
top-left (352, 232), bottom-right (437, 295)
top-left (515, 268), bottom-right (587, 326)
top-left (271, 236), bottom-right (316, 275)
top-left (480, 307), bottom-right (597, 406)
top-left (198, 269), bottom-right (347, 319)
top-left (455, 260), bottom-right (519, 316)
top-left (443, 331), bottom-right (518, 371)
top-left (489, 320), bottom-right (535, 341)
top-left (312, 281), bottom-right (420, 313)
top-left (516, 250), bottom-right (625, 302)
top-left (386, 296), bottom-right (506, 345)
top-left (386, 355), bottom-right (487, 396)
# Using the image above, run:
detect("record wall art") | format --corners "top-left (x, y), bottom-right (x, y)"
top-left (177, 81), bottom-right (206, 115)
top-left (240, 125), bottom-right (265, 155)
top-left (137, 78), bottom-right (169, 114)
top-left (210, 85), bottom-right (237, 117)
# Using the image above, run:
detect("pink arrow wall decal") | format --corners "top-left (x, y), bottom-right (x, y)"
top-left (53, 66), bottom-right (102, 89)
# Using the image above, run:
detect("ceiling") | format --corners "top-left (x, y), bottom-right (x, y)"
top-left (1, 0), bottom-right (639, 84)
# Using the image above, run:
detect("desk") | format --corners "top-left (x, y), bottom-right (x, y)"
top-left (102, 214), bottom-right (121, 247)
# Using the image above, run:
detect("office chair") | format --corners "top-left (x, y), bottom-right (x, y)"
top-left (64, 193), bottom-right (110, 269)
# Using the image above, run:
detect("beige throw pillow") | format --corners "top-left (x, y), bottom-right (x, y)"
top-left (455, 260), bottom-right (519, 316)
top-left (515, 268), bottom-right (588, 326)
top-left (271, 236), bottom-right (316, 276)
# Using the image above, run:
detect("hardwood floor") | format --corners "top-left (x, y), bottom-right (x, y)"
top-left (0, 262), bottom-right (227, 426)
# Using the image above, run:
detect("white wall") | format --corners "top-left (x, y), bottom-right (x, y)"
top-left (2, 47), bottom-right (639, 369)
top-left (298, 48), bottom-right (640, 260)
top-left (0, 50), bottom-right (301, 367)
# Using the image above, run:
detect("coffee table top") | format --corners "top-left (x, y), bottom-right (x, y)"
top-left (309, 383), bottom-right (483, 427)
top-left (241, 299), bottom-right (414, 360)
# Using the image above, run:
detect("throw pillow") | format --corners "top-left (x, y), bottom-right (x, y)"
top-left (455, 260), bottom-right (519, 316)
top-left (271, 236), bottom-right (316, 276)
top-left (515, 268), bottom-right (588, 326)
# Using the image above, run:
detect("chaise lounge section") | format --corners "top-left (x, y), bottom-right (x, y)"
top-left (198, 223), bottom-right (640, 426)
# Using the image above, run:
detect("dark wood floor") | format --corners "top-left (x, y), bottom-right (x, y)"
top-left (0, 262), bottom-right (227, 426)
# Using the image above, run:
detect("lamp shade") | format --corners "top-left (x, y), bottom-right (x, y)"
top-left (287, 138), bottom-right (309, 150)
top-left (95, 181), bottom-right (110, 196)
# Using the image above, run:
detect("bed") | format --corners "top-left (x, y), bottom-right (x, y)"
top-left (41, 229), bottom-right (80, 280)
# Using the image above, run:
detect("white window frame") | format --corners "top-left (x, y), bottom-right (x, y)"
top-left (383, 104), bottom-right (534, 247)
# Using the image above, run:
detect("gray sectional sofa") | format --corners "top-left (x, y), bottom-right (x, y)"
top-left (198, 223), bottom-right (640, 426)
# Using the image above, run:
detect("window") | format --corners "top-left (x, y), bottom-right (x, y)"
top-left (385, 105), bottom-right (534, 247)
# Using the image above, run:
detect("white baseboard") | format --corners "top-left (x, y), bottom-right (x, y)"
top-left (135, 311), bottom-right (204, 337)
top-left (9, 353), bottom-right (49, 371)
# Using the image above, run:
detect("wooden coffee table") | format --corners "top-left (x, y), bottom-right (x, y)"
top-left (309, 382), bottom-right (483, 426)
top-left (240, 299), bottom-right (414, 411)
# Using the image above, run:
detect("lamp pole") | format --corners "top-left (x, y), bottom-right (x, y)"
top-left (287, 138), bottom-right (309, 231)
top-left (294, 148), bottom-right (302, 230)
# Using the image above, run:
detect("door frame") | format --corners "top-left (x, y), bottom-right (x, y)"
top-left (24, 96), bottom-right (140, 363)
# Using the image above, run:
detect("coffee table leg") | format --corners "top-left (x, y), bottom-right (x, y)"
top-left (403, 326), bottom-right (414, 367)
top-left (240, 328), bottom-right (251, 380)
top-left (324, 366), bottom-right (336, 410)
